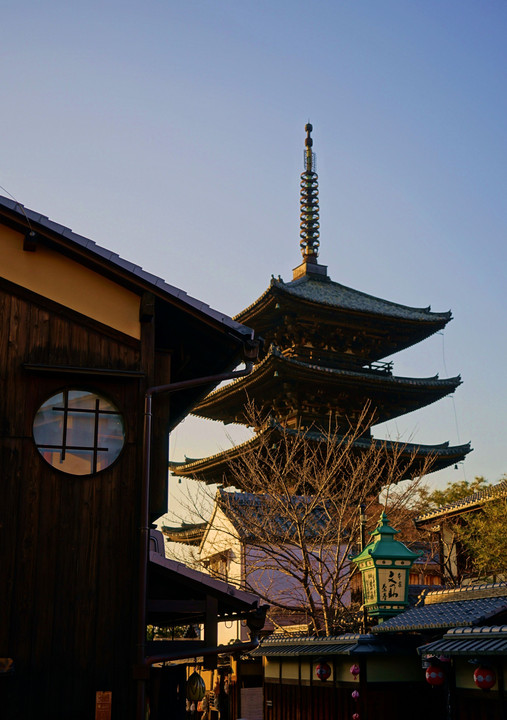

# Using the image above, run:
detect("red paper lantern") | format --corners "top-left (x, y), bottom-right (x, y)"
top-left (425, 665), bottom-right (444, 686)
top-left (316, 662), bottom-right (331, 681)
top-left (350, 663), bottom-right (360, 678)
top-left (473, 666), bottom-right (496, 690)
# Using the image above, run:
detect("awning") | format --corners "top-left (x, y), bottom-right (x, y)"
top-left (144, 549), bottom-right (267, 663)
top-left (251, 633), bottom-right (418, 657)
top-left (148, 551), bottom-right (266, 626)
top-left (418, 625), bottom-right (507, 657)
top-left (373, 593), bottom-right (507, 633)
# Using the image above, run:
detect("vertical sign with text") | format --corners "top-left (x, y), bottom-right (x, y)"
top-left (95, 691), bottom-right (112, 720)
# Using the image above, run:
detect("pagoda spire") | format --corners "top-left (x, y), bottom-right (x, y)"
top-left (299, 122), bottom-right (320, 263)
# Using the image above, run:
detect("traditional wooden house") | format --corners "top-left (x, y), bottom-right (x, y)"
top-left (198, 490), bottom-right (351, 636)
top-left (0, 196), bottom-right (266, 720)
top-left (415, 479), bottom-right (507, 585)
top-left (172, 124), bottom-right (470, 488)
top-left (252, 583), bottom-right (507, 720)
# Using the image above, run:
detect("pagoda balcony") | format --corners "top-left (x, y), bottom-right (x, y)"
top-left (280, 346), bottom-right (394, 375)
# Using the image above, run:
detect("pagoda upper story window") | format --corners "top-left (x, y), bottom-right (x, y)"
top-left (33, 389), bottom-right (125, 475)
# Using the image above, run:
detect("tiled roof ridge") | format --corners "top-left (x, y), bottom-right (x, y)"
top-left (285, 274), bottom-right (445, 316)
top-left (415, 479), bottom-right (507, 523)
top-left (259, 633), bottom-right (364, 645)
top-left (0, 195), bottom-right (250, 337)
top-left (424, 582), bottom-right (507, 605)
top-left (447, 624), bottom-right (507, 636)
top-left (162, 521), bottom-right (207, 533)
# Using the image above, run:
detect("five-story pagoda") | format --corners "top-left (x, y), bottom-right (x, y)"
top-left (171, 124), bottom-right (470, 486)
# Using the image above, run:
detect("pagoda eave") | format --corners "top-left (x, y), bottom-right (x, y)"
top-left (170, 429), bottom-right (472, 488)
top-left (234, 281), bottom-right (451, 362)
top-left (191, 353), bottom-right (461, 426)
top-left (162, 523), bottom-right (207, 546)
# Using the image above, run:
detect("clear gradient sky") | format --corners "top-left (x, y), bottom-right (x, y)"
top-left (2, 1), bottom-right (506, 492)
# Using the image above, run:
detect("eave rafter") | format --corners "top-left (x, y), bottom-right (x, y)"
top-left (170, 427), bottom-right (471, 488)
top-left (192, 351), bottom-right (461, 427)
top-left (235, 282), bottom-right (451, 365)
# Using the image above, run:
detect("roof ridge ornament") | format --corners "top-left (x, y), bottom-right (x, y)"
top-left (300, 122), bottom-right (320, 263)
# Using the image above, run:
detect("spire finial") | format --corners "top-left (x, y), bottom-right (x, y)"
top-left (300, 122), bottom-right (320, 262)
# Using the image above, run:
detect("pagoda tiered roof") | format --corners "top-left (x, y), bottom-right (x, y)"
top-left (170, 424), bottom-right (471, 488)
top-left (192, 346), bottom-right (461, 427)
top-left (176, 123), bottom-right (470, 492)
top-left (234, 272), bottom-right (451, 364)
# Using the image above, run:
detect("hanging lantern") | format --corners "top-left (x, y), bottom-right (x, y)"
top-left (315, 661), bottom-right (331, 681)
top-left (351, 690), bottom-right (360, 700)
top-left (473, 666), bottom-right (496, 690)
top-left (350, 513), bottom-right (423, 619)
top-left (350, 663), bottom-right (360, 678)
top-left (352, 715), bottom-right (360, 720)
top-left (425, 665), bottom-right (445, 686)
top-left (186, 671), bottom-right (206, 701)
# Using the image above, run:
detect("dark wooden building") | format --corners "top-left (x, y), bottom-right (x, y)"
top-left (172, 124), bottom-right (470, 487)
top-left (0, 196), bottom-right (264, 719)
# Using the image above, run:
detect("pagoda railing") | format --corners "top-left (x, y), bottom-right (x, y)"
top-left (362, 360), bottom-right (394, 376)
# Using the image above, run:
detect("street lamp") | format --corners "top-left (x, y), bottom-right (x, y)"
top-left (350, 512), bottom-right (421, 620)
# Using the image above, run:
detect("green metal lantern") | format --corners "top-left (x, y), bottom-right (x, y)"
top-left (350, 512), bottom-right (422, 620)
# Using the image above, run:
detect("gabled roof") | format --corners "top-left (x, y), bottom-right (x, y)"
top-left (213, 489), bottom-right (332, 541)
top-left (0, 195), bottom-right (256, 431)
top-left (0, 195), bottom-right (251, 340)
top-left (372, 583), bottom-right (507, 634)
top-left (415, 480), bottom-right (507, 527)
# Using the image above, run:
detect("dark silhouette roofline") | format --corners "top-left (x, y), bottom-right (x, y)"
top-left (0, 195), bottom-right (252, 340)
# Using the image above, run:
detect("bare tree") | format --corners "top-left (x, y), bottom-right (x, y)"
top-left (170, 404), bottom-right (434, 636)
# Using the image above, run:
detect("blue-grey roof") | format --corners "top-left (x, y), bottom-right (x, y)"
top-left (251, 633), bottom-right (372, 657)
top-left (418, 625), bottom-right (507, 657)
top-left (239, 273), bottom-right (451, 324)
top-left (373, 583), bottom-right (507, 634)
top-left (0, 195), bottom-right (251, 339)
top-left (250, 632), bottom-right (416, 657)
top-left (215, 489), bottom-right (331, 540)
top-left (415, 480), bottom-right (507, 526)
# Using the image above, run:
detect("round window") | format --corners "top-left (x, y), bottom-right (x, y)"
top-left (33, 390), bottom-right (125, 475)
